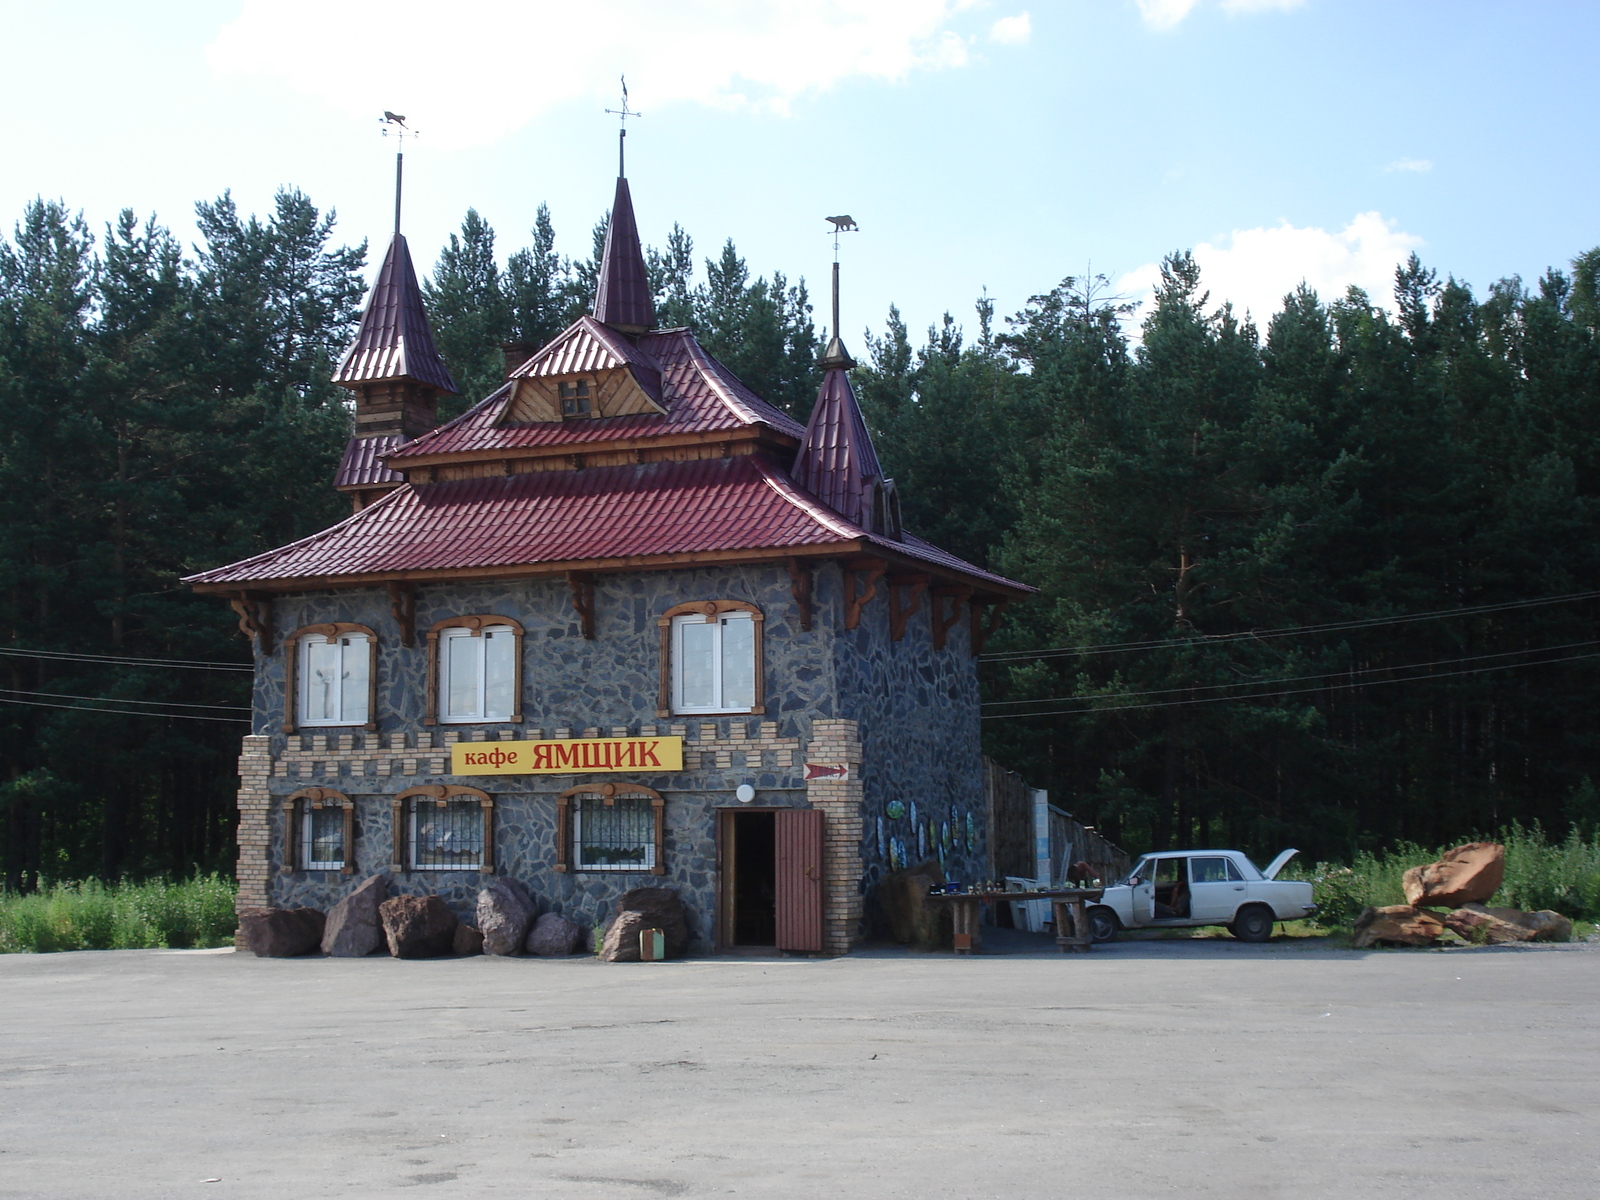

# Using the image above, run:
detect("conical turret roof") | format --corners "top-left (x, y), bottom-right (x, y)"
top-left (333, 232), bottom-right (457, 393)
top-left (592, 175), bottom-right (655, 333)
top-left (792, 351), bottom-right (884, 531)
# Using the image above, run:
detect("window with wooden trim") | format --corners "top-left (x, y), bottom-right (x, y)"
top-left (392, 785), bottom-right (495, 873)
top-left (555, 783), bottom-right (666, 876)
top-left (558, 378), bottom-right (591, 416)
top-left (657, 601), bottom-right (764, 717)
top-left (283, 623), bottom-right (378, 733)
top-left (284, 787), bottom-right (355, 874)
top-left (425, 616), bottom-right (524, 726)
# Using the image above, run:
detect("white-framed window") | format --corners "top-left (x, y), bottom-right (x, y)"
top-left (408, 798), bottom-right (485, 871)
top-left (439, 624), bottom-right (516, 723)
top-left (298, 631), bottom-right (371, 726)
top-left (301, 805), bottom-right (346, 870)
top-left (573, 794), bottom-right (657, 872)
top-left (671, 610), bottom-right (756, 714)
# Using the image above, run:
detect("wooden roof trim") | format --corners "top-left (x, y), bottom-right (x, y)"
top-left (382, 425), bottom-right (799, 472)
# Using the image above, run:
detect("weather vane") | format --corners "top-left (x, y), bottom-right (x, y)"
top-left (604, 76), bottom-right (641, 176)
top-left (379, 111), bottom-right (418, 236)
top-left (825, 215), bottom-right (859, 343)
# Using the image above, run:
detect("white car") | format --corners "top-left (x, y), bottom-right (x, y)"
top-left (1086, 849), bottom-right (1315, 943)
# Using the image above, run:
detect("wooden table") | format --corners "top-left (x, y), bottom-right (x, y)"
top-left (929, 889), bottom-right (1103, 954)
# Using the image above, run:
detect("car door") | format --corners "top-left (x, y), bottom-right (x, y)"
top-left (1188, 855), bottom-right (1247, 922)
top-left (1128, 856), bottom-right (1156, 925)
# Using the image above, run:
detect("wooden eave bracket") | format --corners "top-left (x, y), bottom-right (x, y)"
top-left (842, 557), bottom-right (888, 631)
top-left (970, 597), bottom-right (1011, 656)
top-left (228, 592), bottom-right (272, 655)
top-left (786, 557), bottom-right (814, 631)
top-left (931, 585), bottom-right (972, 650)
top-left (387, 582), bottom-right (417, 647)
top-left (887, 574), bottom-right (930, 642)
top-left (567, 571), bottom-right (596, 640)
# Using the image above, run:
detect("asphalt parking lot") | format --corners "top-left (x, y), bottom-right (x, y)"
top-left (1, 933), bottom-right (1595, 1200)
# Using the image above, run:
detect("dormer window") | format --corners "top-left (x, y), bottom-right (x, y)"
top-left (559, 379), bottom-right (591, 416)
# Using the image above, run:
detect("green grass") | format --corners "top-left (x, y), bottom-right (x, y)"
top-left (0, 875), bottom-right (237, 953)
top-left (1283, 823), bottom-right (1600, 933)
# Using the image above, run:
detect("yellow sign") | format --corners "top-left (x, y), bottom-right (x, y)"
top-left (451, 735), bottom-right (683, 776)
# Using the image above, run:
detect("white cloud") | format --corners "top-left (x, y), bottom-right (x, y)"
top-left (990, 12), bottom-right (1032, 43)
top-left (1116, 212), bottom-right (1424, 326)
top-left (1137, 0), bottom-right (1302, 29)
top-left (1386, 157), bottom-right (1433, 173)
top-left (207, 0), bottom-right (995, 150)
top-left (1136, 0), bottom-right (1198, 30)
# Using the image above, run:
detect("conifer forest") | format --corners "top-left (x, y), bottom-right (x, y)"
top-left (3, 191), bottom-right (1599, 888)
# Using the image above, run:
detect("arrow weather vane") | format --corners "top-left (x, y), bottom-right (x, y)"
top-left (379, 111), bottom-right (419, 236)
top-left (605, 76), bottom-right (641, 176)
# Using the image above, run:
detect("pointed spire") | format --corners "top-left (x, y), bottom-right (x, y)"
top-left (333, 232), bottom-right (457, 398)
top-left (792, 367), bottom-right (891, 534)
top-left (592, 174), bottom-right (655, 334)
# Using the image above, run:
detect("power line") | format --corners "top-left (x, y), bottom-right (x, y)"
top-left (978, 589), bottom-right (1600, 664)
top-left (981, 647), bottom-right (1600, 720)
top-left (0, 695), bottom-right (250, 723)
top-left (983, 638), bottom-right (1600, 709)
top-left (0, 687), bottom-right (250, 712)
top-left (0, 646), bottom-right (253, 672)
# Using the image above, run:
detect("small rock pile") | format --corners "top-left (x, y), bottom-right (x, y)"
top-left (1351, 843), bottom-right (1573, 948)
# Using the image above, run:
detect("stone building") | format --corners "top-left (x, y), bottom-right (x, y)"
top-left (186, 162), bottom-right (1032, 954)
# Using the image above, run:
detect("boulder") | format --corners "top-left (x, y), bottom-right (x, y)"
top-left (476, 877), bottom-right (537, 956)
top-left (240, 907), bottom-right (325, 957)
top-left (876, 860), bottom-right (949, 948)
top-left (1445, 903), bottom-right (1573, 944)
top-left (320, 874), bottom-right (387, 957)
top-left (452, 924), bottom-right (484, 956)
top-left (1351, 904), bottom-right (1447, 949)
top-left (599, 910), bottom-right (658, 963)
top-left (526, 912), bottom-right (583, 957)
top-left (615, 887), bottom-right (689, 957)
top-left (379, 895), bottom-right (458, 959)
top-left (1401, 842), bottom-right (1505, 908)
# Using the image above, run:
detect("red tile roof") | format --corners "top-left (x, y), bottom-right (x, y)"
top-left (334, 434), bottom-right (407, 489)
top-left (183, 454), bottom-right (1030, 595)
top-left (332, 233), bottom-right (457, 394)
top-left (386, 320), bottom-right (804, 459)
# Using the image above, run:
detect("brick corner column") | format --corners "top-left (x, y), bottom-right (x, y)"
top-left (805, 718), bottom-right (865, 955)
top-left (234, 734), bottom-right (274, 949)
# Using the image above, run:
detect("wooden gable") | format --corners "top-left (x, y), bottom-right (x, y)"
top-left (504, 366), bottom-right (665, 424)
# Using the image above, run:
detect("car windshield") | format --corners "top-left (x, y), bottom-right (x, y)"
top-left (1125, 856), bottom-right (1155, 884)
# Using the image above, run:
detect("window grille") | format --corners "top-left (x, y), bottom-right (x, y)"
top-left (409, 799), bottom-right (485, 871)
top-left (574, 795), bottom-right (655, 872)
top-left (302, 805), bottom-right (345, 870)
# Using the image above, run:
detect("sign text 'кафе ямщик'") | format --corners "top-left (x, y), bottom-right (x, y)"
top-left (451, 736), bottom-right (684, 776)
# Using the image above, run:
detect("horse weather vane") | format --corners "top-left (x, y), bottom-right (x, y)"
top-left (379, 111), bottom-right (419, 236)
top-left (605, 76), bottom-right (641, 176)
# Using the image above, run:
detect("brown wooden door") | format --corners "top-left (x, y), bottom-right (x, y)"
top-left (775, 807), bottom-right (825, 952)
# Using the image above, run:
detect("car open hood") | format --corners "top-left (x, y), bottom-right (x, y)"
top-left (1262, 849), bottom-right (1299, 879)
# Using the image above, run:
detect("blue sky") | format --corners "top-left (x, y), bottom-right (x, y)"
top-left (5, 0), bottom-right (1597, 351)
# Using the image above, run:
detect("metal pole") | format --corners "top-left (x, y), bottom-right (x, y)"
top-left (394, 151), bottom-right (403, 236)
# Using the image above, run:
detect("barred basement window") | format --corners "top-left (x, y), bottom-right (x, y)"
top-left (392, 785), bottom-right (495, 873)
top-left (555, 783), bottom-right (666, 876)
top-left (284, 787), bottom-right (354, 874)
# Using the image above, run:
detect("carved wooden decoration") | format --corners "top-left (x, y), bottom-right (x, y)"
top-left (567, 572), bottom-right (596, 640)
top-left (842, 558), bottom-right (887, 631)
top-left (970, 598), bottom-right (1011, 655)
top-left (387, 582), bottom-right (417, 647)
top-left (932, 586), bottom-right (971, 650)
top-left (888, 574), bottom-right (930, 642)
top-left (392, 784), bottom-right (495, 874)
top-left (229, 592), bottom-right (273, 655)
top-left (786, 558), bottom-right (814, 631)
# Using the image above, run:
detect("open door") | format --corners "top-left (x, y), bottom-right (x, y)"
top-left (775, 807), bottom-right (824, 952)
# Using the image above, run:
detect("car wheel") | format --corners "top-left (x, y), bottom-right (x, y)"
top-left (1230, 905), bottom-right (1275, 943)
top-left (1087, 907), bottom-right (1121, 944)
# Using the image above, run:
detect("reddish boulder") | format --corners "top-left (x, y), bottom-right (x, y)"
top-left (452, 924), bottom-right (484, 956)
top-left (321, 875), bottom-right (386, 957)
top-left (615, 887), bottom-right (689, 957)
top-left (240, 907), bottom-right (325, 957)
top-left (476, 877), bottom-right (536, 956)
top-left (526, 912), bottom-right (583, 956)
top-left (379, 895), bottom-right (458, 959)
top-left (1445, 903), bottom-right (1573, 944)
top-left (1401, 842), bottom-right (1505, 908)
top-left (1351, 904), bottom-right (1446, 949)
top-left (599, 910), bottom-right (657, 963)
